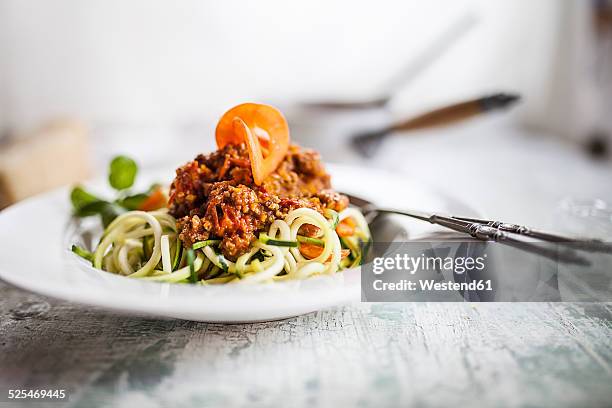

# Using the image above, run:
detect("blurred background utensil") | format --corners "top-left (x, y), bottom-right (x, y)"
top-left (351, 93), bottom-right (521, 158)
top-left (287, 12), bottom-right (479, 163)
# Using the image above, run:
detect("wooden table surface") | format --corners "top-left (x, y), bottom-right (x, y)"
top-left (2, 121), bottom-right (612, 407)
top-left (1, 281), bottom-right (610, 408)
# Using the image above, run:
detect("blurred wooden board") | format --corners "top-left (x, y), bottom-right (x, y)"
top-left (0, 119), bottom-right (89, 209)
top-left (0, 281), bottom-right (610, 408)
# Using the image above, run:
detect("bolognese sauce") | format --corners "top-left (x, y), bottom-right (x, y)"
top-left (169, 143), bottom-right (348, 260)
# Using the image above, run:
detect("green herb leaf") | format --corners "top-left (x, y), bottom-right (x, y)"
top-left (74, 200), bottom-right (123, 226)
top-left (116, 193), bottom-right (149, 210)
top-left (108, 156), bottom-right (138, 191)
top-left (116, 183), bottom-right (163, 210)
top-left (74, 200), bottom-right (112, 217)
top-left (71, 244), bottom-right (94, 263)
top-left (70, 186), bottom-right (100, 212)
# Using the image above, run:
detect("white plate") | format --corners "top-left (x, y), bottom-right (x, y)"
top-left (0, 164), bottom-right (479, 322)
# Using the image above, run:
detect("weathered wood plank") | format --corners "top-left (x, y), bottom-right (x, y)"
top-left (0, 282), bottom-right (610, 408)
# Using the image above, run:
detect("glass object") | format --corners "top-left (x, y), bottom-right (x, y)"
top-left (556, 197), bottom-right (612, 240)
top-left (553, 197), bottom-right (612, 301)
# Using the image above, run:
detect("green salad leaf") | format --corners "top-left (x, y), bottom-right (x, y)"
top-left (108, 156), bottom-right (138, 191)
top-left (116, 184), bottom-right (162, 210)
top-left (69, 156), bottom-right (162, 227)
top-left (116, 193), bottom-right (149, 210)
top-left (70, 186), bottom-right (100, 212)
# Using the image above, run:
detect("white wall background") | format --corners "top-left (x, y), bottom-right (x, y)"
top-left (0, 0), bottom-right (600, 139)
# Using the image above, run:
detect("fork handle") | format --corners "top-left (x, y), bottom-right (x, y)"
top-left (455, 217), bottom-right (612, 253)
top-left (372, 209), bottom-right (591, 266)
top-left (467, 224), bottom-right (591, 266)
top-left (431, 216), bottom-right (591, 266)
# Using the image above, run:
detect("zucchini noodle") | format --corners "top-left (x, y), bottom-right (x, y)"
top-left (81, 206), bottom-right (370, 284)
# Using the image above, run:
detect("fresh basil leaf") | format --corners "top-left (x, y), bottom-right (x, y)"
top-left (70, 186), bottom-right (100, 212)
top-left (74, 200), bottom-right (112, 217)
top-left (108, 156), bottom-right (138, 191)
top-left (75, 200), bottom-right (123, 227)
top-left (117, 193), bottom-right (149, 210)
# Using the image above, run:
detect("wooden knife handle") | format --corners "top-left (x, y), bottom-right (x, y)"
top-left (390, 93), bottom-right (519, 132)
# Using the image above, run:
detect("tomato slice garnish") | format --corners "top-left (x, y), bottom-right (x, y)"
top-left (138, 187), bottom-right (167, 211)
top-left (215, 103), bottom-right (290, 185)
top-left (336, 217), bottom-right (356, 237)
top-left (299, 243), bottom-right (350, 261)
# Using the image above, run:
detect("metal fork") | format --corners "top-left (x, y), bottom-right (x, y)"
top-left (344, 193), bottom-right (612, 266)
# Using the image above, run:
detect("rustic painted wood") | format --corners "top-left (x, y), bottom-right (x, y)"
top-left (0, 281), bottom-right (610, 408)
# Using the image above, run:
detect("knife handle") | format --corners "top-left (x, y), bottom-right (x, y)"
top-left (389, 93), bottom-right (520, 132)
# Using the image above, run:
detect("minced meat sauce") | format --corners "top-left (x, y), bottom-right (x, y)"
top-left (168, 143), bottom-right (348, 260)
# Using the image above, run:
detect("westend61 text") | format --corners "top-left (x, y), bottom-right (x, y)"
top-left (373, 279), bottom-right (493, 292)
